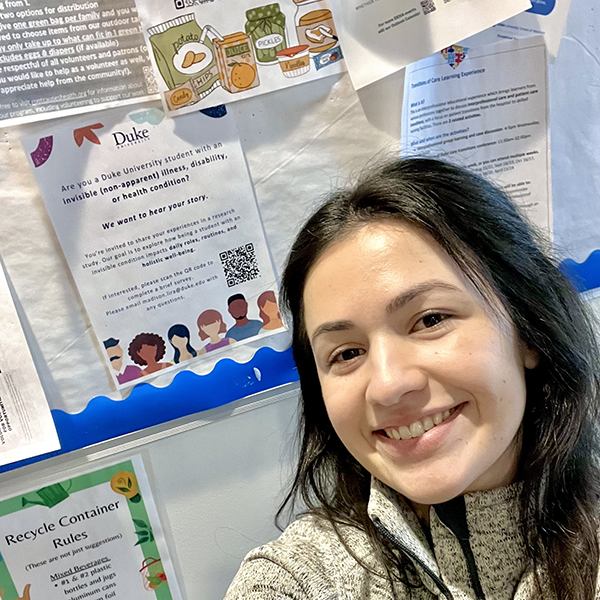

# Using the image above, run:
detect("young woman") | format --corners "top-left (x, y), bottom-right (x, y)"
top-left (197, 309), bottom-right (235, 354)
top-left (257, 290), bottom-right (284, 332)
top-left (128, 332), bottom-right (171, 375)
top-left (167, 324), bottom-right (197, 364)
top-left (225, 159), bottom-right (600, 600)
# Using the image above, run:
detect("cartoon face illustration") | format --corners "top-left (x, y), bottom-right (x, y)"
top-left (228, 293), bottom-right (249, 321)
top-left (257, 291), bottom-right (283, 330)
top-left (167, 324), bottom-right (197, 364)
top-left (104, 338), bottom-right (124, 372)
top-left (128, 333), bottom-right (171, 375)
top-left (197, 309), bottom-right (235, 353)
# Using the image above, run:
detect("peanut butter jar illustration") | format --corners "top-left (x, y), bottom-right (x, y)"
top-left (293, 0), bottom-right (339, 54)
top-left (147, 14), bottom-right (219, 108)
top-left (215, 32), bottom-right (260, 94)
top-left (276, 44), bottom-right (311, 77)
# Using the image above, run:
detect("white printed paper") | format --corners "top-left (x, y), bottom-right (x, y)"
top-left (22, 105), bottom-right (282, 390)
top-left (462, 0), bottom-right (572, 57)
top-left (0, 455), bottom-right (182, 600)
top-left (0, 261), bottom-right (59, 467)
top-left (402, 36), bottom-right (551, 231)
top-left (0, 0), bottom-right (158, 127)
top-left (135, 0), bottom-right (345, 116)
top-left (327, 0), bottom-right (531, 90)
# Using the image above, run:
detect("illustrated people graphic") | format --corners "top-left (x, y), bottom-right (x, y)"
top-left (226, 293), bottom-right (263, 341)
top-left (168, 324), bottom-right (198, 364)
top-left (103, 337), bottom-right (142, 384)
top-left (128, 333), bottom-right (171, 375)
top-left (257, 290), bottom-right (284, 332)
top-left (197, 309), bottom-right (235, 354)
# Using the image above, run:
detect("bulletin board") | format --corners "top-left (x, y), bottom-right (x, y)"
top-left (0, 0), bottom-right (598, 474)
top-left (0, 0), bottom-right (599, 599)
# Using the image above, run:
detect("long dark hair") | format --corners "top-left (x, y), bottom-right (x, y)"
top-left (279, 158), bottom-right (600, 599)
top-left (167, 324), bottom-right (197, 363)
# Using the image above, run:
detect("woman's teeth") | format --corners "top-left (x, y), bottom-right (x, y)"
top-left (384, 408), bottom-right (454, 440)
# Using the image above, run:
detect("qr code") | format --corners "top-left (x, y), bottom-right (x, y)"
top-left (143, 66), bottom-right (159, 95)
top-left (420, 0), bottom-right (436, 14)
top-left (220, 243), bottom-right (260, 287)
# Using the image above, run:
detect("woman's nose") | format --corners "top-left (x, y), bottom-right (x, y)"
top-left (364, 336), bottom-right (427, 407)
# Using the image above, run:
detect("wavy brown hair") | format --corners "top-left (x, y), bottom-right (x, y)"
top-left (279, 158), bottom-right (600, 599)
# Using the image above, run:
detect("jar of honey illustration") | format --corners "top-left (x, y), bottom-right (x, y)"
top-left (214, 32), bottom-right (260, 94)
top-left (293, 0), bottom-right (338, 54)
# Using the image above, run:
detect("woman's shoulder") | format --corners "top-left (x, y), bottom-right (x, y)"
top-left (224, 514), bottom-right (385, 600)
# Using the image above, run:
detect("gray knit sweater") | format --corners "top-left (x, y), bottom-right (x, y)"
top-left (225, 479), bottom-right (555, 600)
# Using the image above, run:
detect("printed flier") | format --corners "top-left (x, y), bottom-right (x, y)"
top-left (0, 0), bottom-right (158, 127)
top-left (326, 0), bottom-right (531, 90)
top-left (22, 105), bottom-right (283, 390)
top-left (134, 0), bottom-right (345, 116)
top-left (0, 261), bottom-right (59, 467)
top-left (401, 36), bottom-right (551, 232)
top-left (462, 0), bottom-right (572, 57)
top-left (0, 456), bottom-right (182, 600)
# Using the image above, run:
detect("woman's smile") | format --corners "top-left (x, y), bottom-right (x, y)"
top-left (303, 220), bottom-right (538, 505)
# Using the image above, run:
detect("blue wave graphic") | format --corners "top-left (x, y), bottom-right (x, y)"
top-left (0, 347), bottom-right (298, 473)
top-left (559, 249), bottom-right (600, 293)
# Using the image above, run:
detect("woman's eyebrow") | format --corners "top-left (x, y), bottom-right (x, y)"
top-left (386, 280), bottom-right (463, 314)
top-left (310, 320), bottom-right (354, 344)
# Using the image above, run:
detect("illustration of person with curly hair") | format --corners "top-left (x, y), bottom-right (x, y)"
top-left (197, 309), bottom-right (235, 354)
top-left (168, 324), bottom-right (197, 364)
top-left (257, 291), bottom-right (284, 332)
top-left (128, 333), bottom-right (171, 374)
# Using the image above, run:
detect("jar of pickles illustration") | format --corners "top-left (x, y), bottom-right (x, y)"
top-left (245, 4), bottom-right (288, 63)
top-left (215, 32), bottom-right (260, 93)
top-left (293, 0), bottom-right (338, 54)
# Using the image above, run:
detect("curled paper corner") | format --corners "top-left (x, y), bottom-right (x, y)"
top-left (253, 367), bottom-right (262, 381)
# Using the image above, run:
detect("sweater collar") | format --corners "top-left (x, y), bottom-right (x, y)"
top-left (367, 478), bottom-right (527, 598)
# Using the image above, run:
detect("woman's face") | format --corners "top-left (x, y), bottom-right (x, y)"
top-left (263, 300), bottom-right (279, 319)
top-left (303, 221), bottom-right (538, 505)
top-left (170, 334), bottom-right (188, 350)
top-left (138, 343), bottom-right (158, 365)
top-left (202, 320), bottom-right (222, 339)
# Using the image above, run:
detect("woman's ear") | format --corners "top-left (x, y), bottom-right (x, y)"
top-left (522, 343), bottom-right (539, 370)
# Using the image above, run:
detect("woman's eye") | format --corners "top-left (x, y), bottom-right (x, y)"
top-left (415, 312), bottom-right (450, 331)
top-left (330, 347), bottom-right (364, 365)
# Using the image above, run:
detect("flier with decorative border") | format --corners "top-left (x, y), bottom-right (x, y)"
top-left (0, 456), bottom-right (182, 600)
top-left (401, 36), bottom-right (551, 232)
top-left (326, 0), bottom-right (531, 90)
top-left (134, 0), bottom-right (345, 116)
top-left (0, 0), bottom-right (159, 128)
top-left (22, 104), bottom-right (283, 390)
top-left (461, 0), bottom-right (572, 57)
top-left (0, 260), bottom-right (60, 467)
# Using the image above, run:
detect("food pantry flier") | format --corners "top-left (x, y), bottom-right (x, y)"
top-left (0, 456), bottom-right (183, 600)
top-left (22, 105), bottom-right (283, 390)
top-left (134, 0), bottom-right (345, 116)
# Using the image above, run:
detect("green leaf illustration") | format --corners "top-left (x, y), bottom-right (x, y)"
top-left (133, 519), bottom-right (148, 529)
top-left (135, 536), bottom-right (149, 546)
